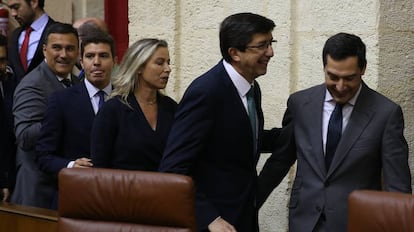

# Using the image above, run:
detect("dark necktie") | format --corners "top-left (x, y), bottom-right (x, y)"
top-left (247, 86), bottom-right (257, 152)
top-left (325, 103), bottom-right (343, 170)
top-left (60, 78), bottom-right (71, 88)
top-left (20, 27), bottom-right (33, 72)
top-left (97, 90), bottom-right (105, 109)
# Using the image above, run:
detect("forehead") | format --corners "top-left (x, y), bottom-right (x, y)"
top-left (149, 47), bottom-right (169, 59)
top-left (8, 0), bottom-right (26, 7)
top-left (249, 32), bottom-right (273, 43)
top-left (46, 33), bottom-right (79, 46)
top-left (325, 55), bottom-right (359, 70)
top-left (84, 42), bottom-right (111, 53)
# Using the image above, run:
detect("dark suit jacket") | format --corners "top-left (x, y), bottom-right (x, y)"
top-left (258, 82), bottom-right (412, 232)
top-left (11, 61), bottom-right (78, 208)
top-left (91, 93), bottom-right (177, 171)
top-left (0, 72), bottom-right (17, 190)
top-left (36, 81), bottom-right (95, 175)
top-left (159, 61), bottom-right (265, 232)
top-left (8, 17), bottom-right (55, 83)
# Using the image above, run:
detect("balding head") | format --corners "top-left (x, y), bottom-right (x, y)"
top-left (73, 17), bottom-right (107, 33)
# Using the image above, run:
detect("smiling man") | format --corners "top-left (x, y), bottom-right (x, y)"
top-left (34, 31), bottom-right (116, 209)
top-left (258, 32), bottom-right (411, 232)
top-left (11, 23), bottom-right (80, 208)
top-left (159, 13), bottom-right (277, 232)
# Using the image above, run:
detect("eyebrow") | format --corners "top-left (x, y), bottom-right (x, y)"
top-left (327, 71), bottom-right (357, 78)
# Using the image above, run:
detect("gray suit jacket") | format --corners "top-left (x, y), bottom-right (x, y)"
top-left (258, 82), bottom-right (411, 232)
top-left (12, 61), bottom-right (78, 208)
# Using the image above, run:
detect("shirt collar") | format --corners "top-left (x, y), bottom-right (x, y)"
top-left (30, 13), bottom-right (49, 31)
top-left (223, 60), bottom-right (252, 97)
top-left (56, 73), bottom-right (71, 82)
top-left (84, 77), bottom-right (112, 98)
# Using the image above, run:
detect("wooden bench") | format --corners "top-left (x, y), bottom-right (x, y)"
top-left (0, 202), bottom-right (58, 232)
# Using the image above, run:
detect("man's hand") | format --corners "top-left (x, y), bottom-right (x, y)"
top-left (73, 158), bottom-right (93, 168)
top-left (208, 217), bottom-right (237, 232)
top-left (2, 188), bottom-right (10, 202)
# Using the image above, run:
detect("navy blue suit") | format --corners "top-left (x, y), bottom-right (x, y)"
top-left (159, 61), bottom-right (265, 232)
top-left (36, 81), bottom-right (95, 175)
top-left (91, 93), bottom-right (177, 171)
top-left (35, 81), bottom-right (93, 209)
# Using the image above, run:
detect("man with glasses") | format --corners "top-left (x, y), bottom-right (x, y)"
top-left (159, 12), bottom-right (278, 232)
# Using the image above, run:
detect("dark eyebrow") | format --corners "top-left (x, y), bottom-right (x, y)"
top-left (327, 71), bottom-right (357, 79)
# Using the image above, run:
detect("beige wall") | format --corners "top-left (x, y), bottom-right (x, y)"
top-left (129, 1), bottom-right (414, 231)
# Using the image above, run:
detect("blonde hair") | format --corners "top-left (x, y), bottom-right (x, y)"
top-left (111, 38), bottom-right (168, 106)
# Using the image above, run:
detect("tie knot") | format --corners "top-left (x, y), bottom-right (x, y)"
top-left (97, 90), bottom-right (105, 98)
top-left (26, 27), bottom-right (33, 34)
top-left (60, 78), bottom-right (71, 88)
top-left (334, 103), bottom-right (344, 111)
top-left (247, 86), bottom-right (255, 98)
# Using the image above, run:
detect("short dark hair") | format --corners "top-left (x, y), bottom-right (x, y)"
top-left (322, 32), bottom-right (367, 70)
top-left (24, 0), bottom-right (45, 10)
top-left (81, 31), bottom-right (116, 58)
top-left (43, 22), bottom-right (79, 45)
top-left (219, 12), bottom-right (275, 62)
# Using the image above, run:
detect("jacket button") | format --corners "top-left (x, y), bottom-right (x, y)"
top-left (316, 206), bottom-right (322, 212)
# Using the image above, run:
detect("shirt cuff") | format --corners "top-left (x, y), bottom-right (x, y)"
top-left (67, 161), bottom-right (75, 168)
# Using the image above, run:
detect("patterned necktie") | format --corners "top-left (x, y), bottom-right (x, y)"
top-left (247, 86), bottom-right (257, 152)
top-left (20, 27), bottom-right (33, 72)
top-left (97, 90), bottom-right (105, 109)
top-left (325, 103), bottom-right (343, 170)
top-left (60, 78), bottom-right (71, 88)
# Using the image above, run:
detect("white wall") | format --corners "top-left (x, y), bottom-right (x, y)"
top-left (128, 1), bottom-right (414, 231)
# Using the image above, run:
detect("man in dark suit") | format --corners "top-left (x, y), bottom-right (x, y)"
top-left (35, 32), bottom-right (116, 209)
top-left (159, 13), bottom-right (276, 232)
top-left (0, 34), bottom-right (14, 202)
top-left (12, 23), bottom-right (79, 208)
top-left (7, 0), bottom-right (55, 82)
top-left (258, 33), bottom-right (412, 232)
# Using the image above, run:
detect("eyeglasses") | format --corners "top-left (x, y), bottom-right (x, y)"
top-left (245, 40), bottom-right (277, 51)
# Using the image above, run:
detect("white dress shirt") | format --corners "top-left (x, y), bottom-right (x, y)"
top-left (322, 84), bottom-right (362, 154)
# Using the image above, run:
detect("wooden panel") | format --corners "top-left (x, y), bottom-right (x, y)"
top-left (0, 202), bottom-right (57, 232)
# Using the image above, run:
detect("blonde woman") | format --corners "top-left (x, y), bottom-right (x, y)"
top-left (91, 38), bottom-right (177, 170)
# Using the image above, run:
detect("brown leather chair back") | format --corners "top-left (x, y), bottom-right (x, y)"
top-left (58, 168), bottom-right (196, 232)
top-left (348, 190), bottom-right (414, 232)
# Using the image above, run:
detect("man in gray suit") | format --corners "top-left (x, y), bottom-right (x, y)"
top-left (258, 32), bottom-right (411, 232)
top-left (12, 23), bottom-right (79, 208)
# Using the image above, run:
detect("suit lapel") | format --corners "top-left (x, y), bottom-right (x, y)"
top-left (304, 84), bottom-right (327, 178)
top-left (327, 83), bottom-right (374, 177)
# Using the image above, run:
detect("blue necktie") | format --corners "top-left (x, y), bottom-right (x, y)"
top-left (247, 86), bottom-right (257, 152)
top-left (325, 103), bottom-right (343, 170)
top-left (97, 90), bottom-right (105, 109)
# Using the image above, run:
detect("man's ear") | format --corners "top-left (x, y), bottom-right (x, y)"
top-left (42, 44), bottom-right (46, 55)
top-left (361, 63), bottom-right (367, 76)
top-left (31, 0), bottom-right (39, 9)
top-left (228, 47), bottom-right (241, 62)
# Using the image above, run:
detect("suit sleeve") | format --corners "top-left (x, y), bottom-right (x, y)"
top-left (90, 101), bottom-right (117, 168)
top-left (257, 97), bottom-right (297, 207)
top-left (13, 82), bottom-right (45, 151)
top-left (381, 105), bottom-right (412, 193)
top-left (159, 86), bottom-right (213, 174)
top-left (36, 93), bottom-right (70, 174)
top-left (159, 86), bottom-right (220, 228)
